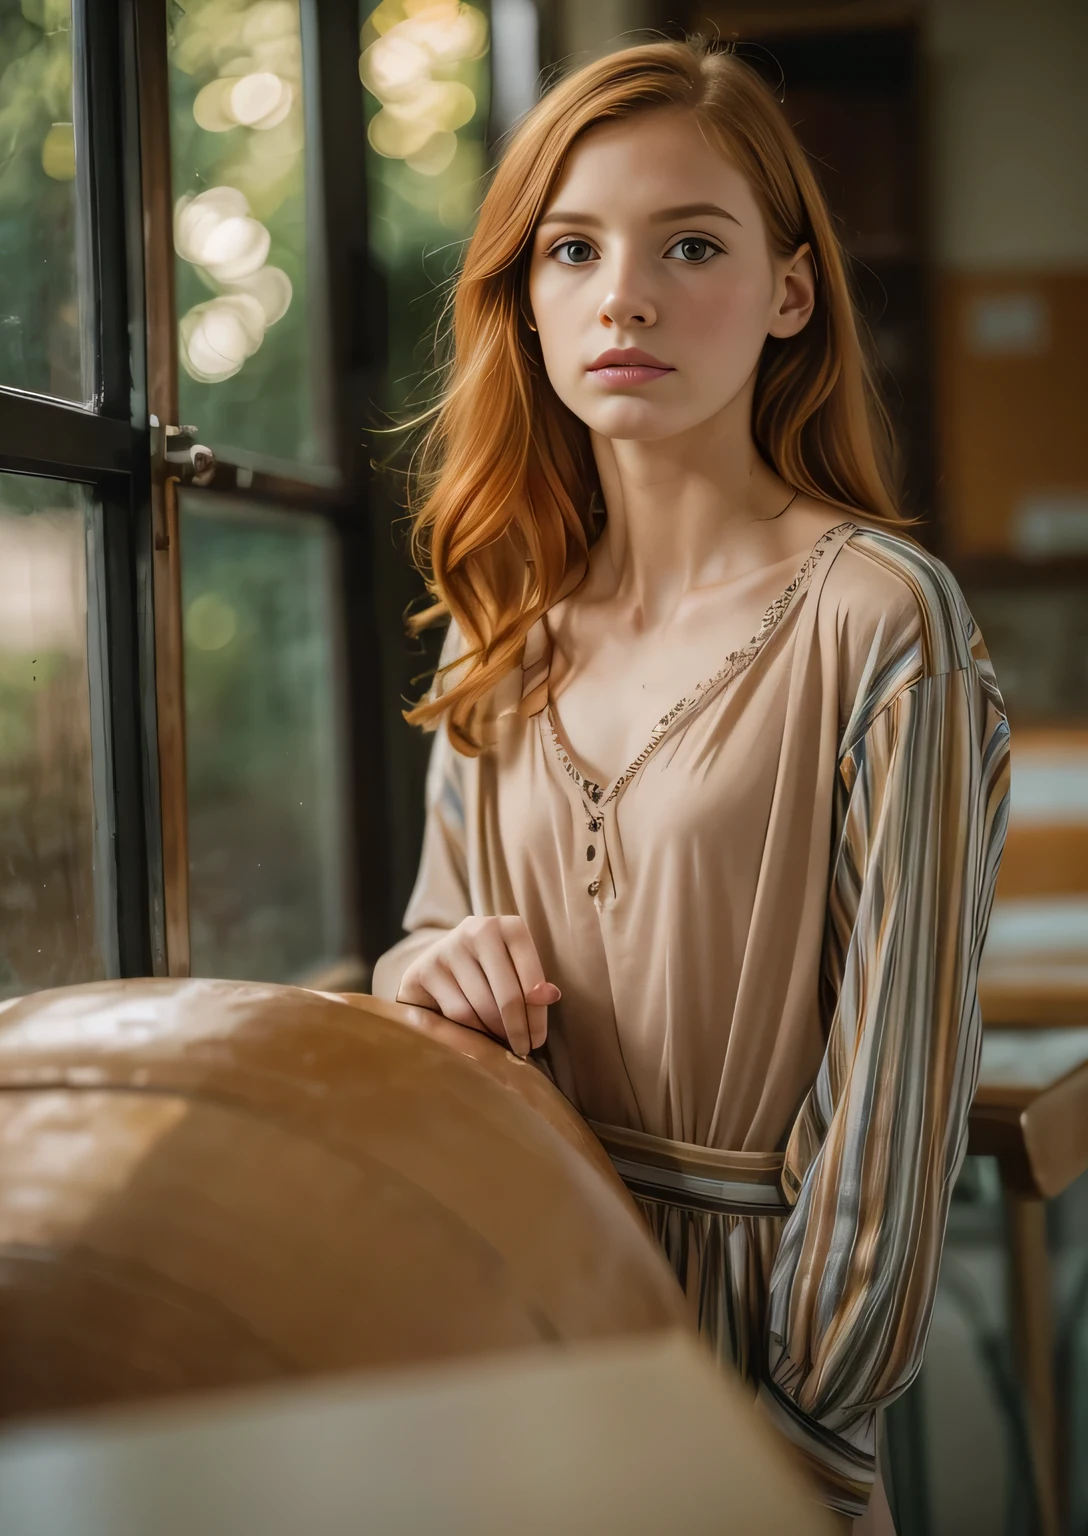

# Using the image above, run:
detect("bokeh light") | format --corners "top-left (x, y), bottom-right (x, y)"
top-left (360, 2), bottom-right (487, 171)
top-left (186, 592), bottom-right (239, 652)
top-left (171, 0), bottom-right (306, 390)
top-left (360, 0), bottom-right (490, 284)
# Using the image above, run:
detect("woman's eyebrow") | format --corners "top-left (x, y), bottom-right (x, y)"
top-left (537, 202), bottom-right (741, 228)
top-left (536, 210), bottom-right (602, 227)
top-left (651, 202), bottom-right (741, 225)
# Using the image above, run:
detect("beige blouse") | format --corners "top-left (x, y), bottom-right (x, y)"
top-left (371, 518), bottom-right (1011, 1519)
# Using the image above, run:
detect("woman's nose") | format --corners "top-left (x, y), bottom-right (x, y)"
top-left (597, 286), bottom-right (656, 329)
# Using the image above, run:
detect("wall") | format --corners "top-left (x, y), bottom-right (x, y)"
top-left (929, 0), bottom-right (1088, 271)
top-left (555, 0), bottom-right (656, 65)
top-left (928, 0), bottom-right (1088, 557)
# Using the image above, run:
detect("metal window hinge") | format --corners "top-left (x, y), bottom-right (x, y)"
top-left (162, 422), bottom-right (216, 488)
top-left (150, 418), bottom-right (217, 551)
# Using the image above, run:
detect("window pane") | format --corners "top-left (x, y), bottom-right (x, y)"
top-left (0, 473), bottom-right (108, 999)
top-left (358, 4), bottom-right (492, 925)
top-left (181, 494), bottom-right (350, 981)
top-left (360, 0), bottom-right (491, 410)
top-left (0, 0), bottom-right (89, 403)
top-left (167, 1), bottom-right (334, 477)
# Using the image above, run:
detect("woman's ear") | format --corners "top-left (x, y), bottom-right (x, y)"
top-left (767, 242), bottom-right (817, 339)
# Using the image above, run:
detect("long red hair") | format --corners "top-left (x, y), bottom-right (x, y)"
top-left (403, 39), bottom-right (907, 752)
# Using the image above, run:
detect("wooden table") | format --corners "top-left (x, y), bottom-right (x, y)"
top-left (969, 1017), bottom-right (1088, 1536)
top-left (0, 1329), bottom-right (835, 1536)
top-left (980, 960), bottom-right (1088, 1030)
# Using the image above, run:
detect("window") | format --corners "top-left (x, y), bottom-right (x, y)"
top-left (181, 495), bottom-right (349, 981)
top-left (360, 0), bottom-right (491, 408)
top-left (0, 1), bottom-right (392, 995)
top-left (0, 473), bottom-right (110, 997)
top-left (0, 0), bottom-right (91, 403)
top-left (166, 0), bottom-right (335, 476)
top-left (359, 0), bottom-right (493, 925)
top-left (0, 3), bottom-right (152, 994)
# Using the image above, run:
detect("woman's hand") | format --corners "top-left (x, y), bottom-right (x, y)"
top-left (395, 915), bottom-right (561, 1058)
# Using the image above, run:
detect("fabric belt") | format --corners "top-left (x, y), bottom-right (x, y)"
top-left (589, 1120), bottom-right (790, 1217)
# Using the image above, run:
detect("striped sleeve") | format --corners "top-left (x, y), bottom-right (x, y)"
top-left (759, 617), bottom-right (1011, 1516)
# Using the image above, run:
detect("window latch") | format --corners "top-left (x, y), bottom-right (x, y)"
top-left (162, 423), bottom-right (216, 488)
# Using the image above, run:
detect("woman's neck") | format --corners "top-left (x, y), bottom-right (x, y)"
top-left (588, 394), bottom-right (795, 626)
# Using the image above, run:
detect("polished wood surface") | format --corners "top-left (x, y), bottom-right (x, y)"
top-left (0, 1330), bottom-right (835, 1536)
top-left (333, 990), bottom-right (623, 1180)
top-left (0, 979), bottom-right (685, 1424)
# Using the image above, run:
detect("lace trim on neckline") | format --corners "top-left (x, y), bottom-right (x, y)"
top-left (545, 520), bottom-right (856, 809)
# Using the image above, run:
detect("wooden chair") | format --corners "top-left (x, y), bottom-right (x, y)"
top-left (971, 727), bottom-right (1088, 1534)
top-left (0, 978), bottom-right (835, 1535)
top-left (0, 978), bottom-right (685, 1422)
top-left (970, 1011), bottom-right (1088, 1536)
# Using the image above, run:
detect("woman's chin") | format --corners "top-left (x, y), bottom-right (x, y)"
top-left (578, 403), bottom-right (698, 443)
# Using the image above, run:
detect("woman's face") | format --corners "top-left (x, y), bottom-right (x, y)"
top-left (527, 109), bottom-right (814, 443)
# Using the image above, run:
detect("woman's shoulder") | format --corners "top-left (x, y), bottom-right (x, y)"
top-left (826, 517), bottom-right (982, 680)
top-left (818, 517), bottom-right (996, 743)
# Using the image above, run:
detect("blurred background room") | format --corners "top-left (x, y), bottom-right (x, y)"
top-left (0, 1), bottom-right (1086, 1531)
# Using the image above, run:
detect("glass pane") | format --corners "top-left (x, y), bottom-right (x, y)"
top-left (181, 494), bottom-right (350, 981)
top-left (167, 1), bottom-right (333, 476)
top-left (359, 4), bottom-right (492, 927)
top-left (360, 0), bottom-right (491, 410)
top-left (0, 472), bottom-right (108, 999)
top-left (0, 0), bottom-right (89, 402)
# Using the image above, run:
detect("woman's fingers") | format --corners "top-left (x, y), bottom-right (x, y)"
top-left (394, 970), bottom-right (437, 1009)
top-left (444, 950), bottom-right (508, 1041)
top-left (400, 958), bottom-right (486, 1035)
top-left (397, 918), bottom-right (562, 1059)
top-left (501, 920), bottom-right (560, 1051)
top-left (526, 980), bottom-right (562, 1005)
top-left (472, 923), bottom-right (537, 1057)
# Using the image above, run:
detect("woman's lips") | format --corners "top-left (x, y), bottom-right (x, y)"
top-left (587, 348), bottom-right (673, 386)
top-left (589, 363), bottom-right (674, 386)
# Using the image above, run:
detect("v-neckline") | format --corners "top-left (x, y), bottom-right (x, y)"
top-left (543, 520), bottom-right (857, 810)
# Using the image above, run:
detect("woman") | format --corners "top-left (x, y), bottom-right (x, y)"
top-left (371, 40), bottom-right (1010, 1531)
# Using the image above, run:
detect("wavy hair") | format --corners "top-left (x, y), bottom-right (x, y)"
top-left (402, 38), bottom-right (907, 752)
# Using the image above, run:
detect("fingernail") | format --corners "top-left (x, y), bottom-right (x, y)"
top-left (529, 982), bottom-right (561, 1004)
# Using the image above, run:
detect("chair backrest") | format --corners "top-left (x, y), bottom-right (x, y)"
top-left (0, 978), bottom-right (685, 1423)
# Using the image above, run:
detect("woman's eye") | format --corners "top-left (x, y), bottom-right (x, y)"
top-left (551, 239), bottom-right (597, 265)
top-left (665, 237), bottom-right (720, 264)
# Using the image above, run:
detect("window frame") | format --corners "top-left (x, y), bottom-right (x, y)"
top-left (0, 0), bottom-right (159, 979)
top-left (137, 0), bottom-right (393, 981)
top-left (0, 0), bottom-right (395, 989)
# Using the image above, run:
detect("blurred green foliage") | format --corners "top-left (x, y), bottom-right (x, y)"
top-left (181, 495), bottom-right (346, 981)
top-left (360, 0), bottom-right (491, 410)
top-left (0, 0), bottom-right (84, 400)
top-left (167, 0), bottom-right (329, 471)
top-left (0, 474), bottom-right (102, 998)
